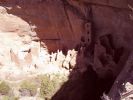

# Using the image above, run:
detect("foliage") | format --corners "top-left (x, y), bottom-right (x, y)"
top-left (2, 96), bottom-right (9, 100)
top-left (13, 97), bottom-right (19, 100)
top-left (40, 75), bottom-right (55, 99)
top-left (40, 74), bottom-right (67, 99)
top-left (2, 96), bottom-right (19, 100)
top-left (19, 80), bottom-right (37, 96)
top-left (0, 81), bottom-right (10, 95)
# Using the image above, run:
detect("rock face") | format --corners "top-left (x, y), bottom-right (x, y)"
top-left (0, 0), bottom-right (132, 49)
top-left (0, 5), bottom-right (73, 80)
top-left (2, 0), bottom-right (87, 52)
top-left (0, 0), bottom-right (133, 99)
top-left (0, 0), bottom-right (132, 79)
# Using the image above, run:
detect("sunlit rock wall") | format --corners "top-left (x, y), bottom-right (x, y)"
top-left (0, 0), bottom-right (88, 52)
top-left (0, 0), bottom-right (133, 79)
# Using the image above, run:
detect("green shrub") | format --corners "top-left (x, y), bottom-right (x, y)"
top-left (2, 96), bottom-right (9, 100)
top-left (0, 81), bottom-right (10, 95)
top-left (19, 80), bottom-right (37, 96)
top-left (40, 74), bottom-right (67, 99)
top-left (2, 96), bottom-right (19, 100)
top-left (40, 75), bottom-right (53, 99)
top-left (13, 97), bottom-right (19, 100)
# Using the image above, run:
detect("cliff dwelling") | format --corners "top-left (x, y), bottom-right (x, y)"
top-left (0, 0), bottom-right (132, 100)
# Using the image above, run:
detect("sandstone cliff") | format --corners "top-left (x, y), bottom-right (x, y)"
top-left (0, 0), bottom-right (132, 100)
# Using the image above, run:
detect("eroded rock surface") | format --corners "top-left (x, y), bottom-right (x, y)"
top-left (0, 0), bottom-right (133, 100)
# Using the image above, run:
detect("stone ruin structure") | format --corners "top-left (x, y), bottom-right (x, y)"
top-left (0, 0), bottom-right (132, 100)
